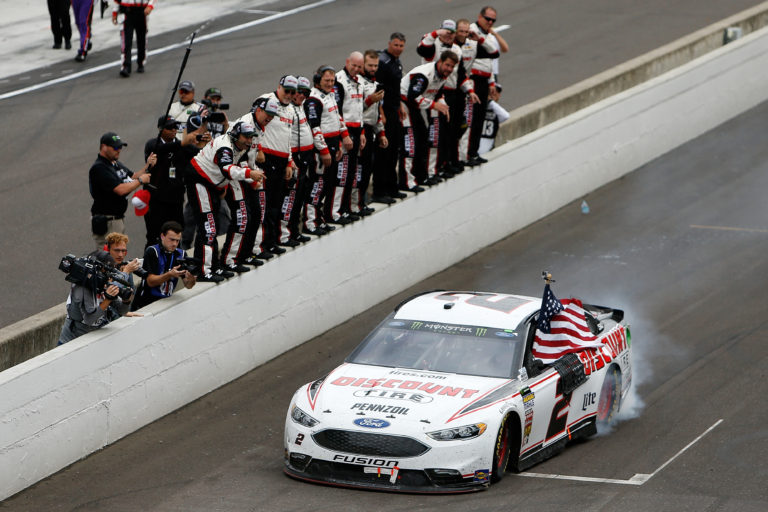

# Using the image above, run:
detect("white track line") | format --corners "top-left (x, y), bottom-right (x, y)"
top-left (516, 419), bottom-right (723, 486)
top-left (0, 0), bottom-right (335, 102)
top-left (690, 224), bottom-right (768, 233)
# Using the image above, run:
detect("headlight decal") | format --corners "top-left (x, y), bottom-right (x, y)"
top-left (291, 404), bottom-right (319, 428)
top-left (427, 422), bottom-right (487, 441)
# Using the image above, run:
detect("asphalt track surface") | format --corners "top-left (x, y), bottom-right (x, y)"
top-left (0, 0), bottom-right (764, 327)
top-left (4, 92), bottom-right (768, 512)
top-left (1, 1), bottom-right (767, 511)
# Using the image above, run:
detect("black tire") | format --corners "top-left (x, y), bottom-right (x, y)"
top-left (597, 365), bottom-right (621, 427)
top-left (491, 416), bottom-right (512, 483)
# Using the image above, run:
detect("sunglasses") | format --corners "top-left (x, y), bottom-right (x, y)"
top-left (297, 89), bottom-right (311, 95)
top-left (483, 15), bottom-right (496, 23)
top-left (283, 89), bottom-right (297, 95)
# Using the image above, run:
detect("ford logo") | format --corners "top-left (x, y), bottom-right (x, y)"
top-left (495, 331), bottom-right (518, 338)
top-left (354, 418), bottom-right (390, 429)
top-left (388, 321), bottom-right (406, 327)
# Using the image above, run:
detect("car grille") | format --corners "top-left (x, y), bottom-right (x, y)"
top-left (312, 429), bottom-right (430, 457)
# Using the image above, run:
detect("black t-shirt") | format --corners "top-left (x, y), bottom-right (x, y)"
top-left (377, 50), bottom-right (403, 112)
top-left (89, 154), bottom-right (134, 216)
top-left (144, 137), bottom-right (185, 204)
top-left (132, 244), bottom-right (184, 311)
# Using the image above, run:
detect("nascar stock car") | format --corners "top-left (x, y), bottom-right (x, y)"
top-left (284, 285), bottom-right (632, 492)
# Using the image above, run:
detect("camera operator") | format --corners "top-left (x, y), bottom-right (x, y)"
top-left (201, 87), bottom-right (230, 137)
top-left (131, 221), bottom-right (196, 311)
top-left (57, 249), bottom-right (134, 345)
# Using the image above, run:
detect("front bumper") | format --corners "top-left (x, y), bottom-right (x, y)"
top-left (284, 455), bottom-right (487, 493)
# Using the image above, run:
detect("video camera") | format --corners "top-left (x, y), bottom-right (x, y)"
top-left (176, 256), bottom-right (201, 276)
top-left (200, 98), bottom-right (229, 124)
top-left (59, 254), bottom-right (133, 301)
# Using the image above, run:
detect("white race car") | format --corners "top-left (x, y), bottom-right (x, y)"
top-left (284, 290), bottom-right (632, 492)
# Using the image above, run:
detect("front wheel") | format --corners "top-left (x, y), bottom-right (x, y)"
top-left (597, 365), bottom-right (621, 427)
top-left (491, 417), bottom-right (512, 483)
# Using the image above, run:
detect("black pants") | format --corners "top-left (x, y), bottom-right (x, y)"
top-left (260, 154), bottom-right (290, 251)
top-left (286, 149), bottom-right (313, 238)
top-left (373, 108), bottom-right (401, 197)
top-left (121, 7), bottom-right (147, 71)
top-left (144, 200), bottom-right (184, 249)
top-left (357, 125), bottom-right (376, 209)
top-left (47, 0), bottom-right (72, 46)
top-left (468, 75), bottom-right (490, 159)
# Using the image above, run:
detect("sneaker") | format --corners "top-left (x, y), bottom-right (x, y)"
top-left (214, 268), bottom-right (235, 279)
top-left (371, 195), bottom-right (395, 205)
top-left (328, 216), bottom-right (352, 226)
top-left (304, 227), bottom-right (326, 236)
top-left (137, 65), bottom-right (144, 73)
top-left (361, 206), bottom-right (375, 215)
top-left (292, 234), bottom-right (311, 243)
top-left (393, 191), bottom-right (408, 199)
top-left (346, 213), bottom-right (361, 222)
top-left (278, 239), bottom-right (300, 248)
top-left (424, 176), bottom-right (442, 186)
top-left (224, 263), bottom-right (250, 273)
top-left (241, 255), bottom-right (264, 266)
top-left (198, 273), bottom-right (225, 283)
top-left (74, 51), bottom-right (86, 62)
top-left (402, 185), bottom-right (425, 193)
top-left (269, 245), bottom-right (287, 255)
top-left (255, 251), bottom-right (274, 260)
top-left (320, 223), bottom-right (336, 232)
top-left (119, 68), bottom-right (130, 78)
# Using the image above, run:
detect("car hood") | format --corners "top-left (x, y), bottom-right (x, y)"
top-left (302, 363), bottom-right (515, 429)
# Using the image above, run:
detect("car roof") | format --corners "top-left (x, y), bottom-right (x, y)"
top-left (393, 291), bottom-right (540, 330)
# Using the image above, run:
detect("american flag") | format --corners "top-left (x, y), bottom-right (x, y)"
top-left (532, 285), bottom-right (604, 364)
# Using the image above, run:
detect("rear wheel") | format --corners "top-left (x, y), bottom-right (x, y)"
top-left (491, 417), bottom-right (512, 483)
top-left (597, 365), bottom-right (621, 426)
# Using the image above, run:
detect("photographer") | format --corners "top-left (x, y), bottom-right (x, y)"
top-left (131, 221), bottom-right (196, 311)
top-left (57, 249), bottom-right (134, 345)
top-left (201, 87), bottom-right (230, 137)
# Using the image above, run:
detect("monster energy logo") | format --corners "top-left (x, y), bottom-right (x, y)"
top-left (475, 328), bottom-right (488, 336)
top-left (411, 321), bottom-right (423, 329)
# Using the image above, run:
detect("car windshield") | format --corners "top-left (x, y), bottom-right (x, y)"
top-left (347, 319), bottom-right (526, 379)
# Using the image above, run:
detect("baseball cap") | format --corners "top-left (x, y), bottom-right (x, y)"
top-left (178, 80), bottom-right (195, 91)
top-left (297, 76), bottom-right (311, 92)
top-left (441, 19), bottom-right (457, 32)
top-left (157, 115), bottom-right (179, 130)
top-left (279, 75), bottom-right (298, 90)
top-left (253, 96), bottom-right (281, 117)
top-left (495, 83), bottom-right (503, 93)
top-left (100, 132), bottom-right (127, 149)
top-left (132, 189), bottom-right (151, 216)
top-left (204, 87), bottom-right (222, 98)
top-left (187, 115), bottom-right (203, 132)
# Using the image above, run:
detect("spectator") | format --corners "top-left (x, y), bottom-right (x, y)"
top-left (255, 76), bottom-right (298, 256)
top-left (372, 32), bottom-right (407, 204)
top-left (331, 52), bottom-right (366, 224)
top-left (229, 96), bottom-right (279, 264)
top-left (284, 76), bottom-right (315, 244)
top-left (113, 0), bottom-right (154, 77)
top-left (141, 115), bottom-right (193, 248)
top-left (303, 65), bottom-right (344, 236)
top-left (455, 18), bottom-right (500, 166)
top-left (478, 84), bottom-right (510, 155)
top-left (47, 0), bottom-right (72, 50)
top-left (169, 80), bottom-right (204, 140)
top-left (201, 87), bottom-right (230, 137)
top-left (131, 221), bottom-right (196, 311)
top-left (358, 50), bottom-right (387, 214)
top-left (89, 131), bottom-right (156, 249)
top-left (399, 51), bottom-right (458, 192)
top-left (417, 20), bottom-right (478, 183)
top-left (466, 6), bottom-right (507, 166)
top-left (57, 232), bottom-right (141, 345)
top-left (187, 120), bottom-right (265, 281)
top-left (72, 0), bottom-right (94, 62)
